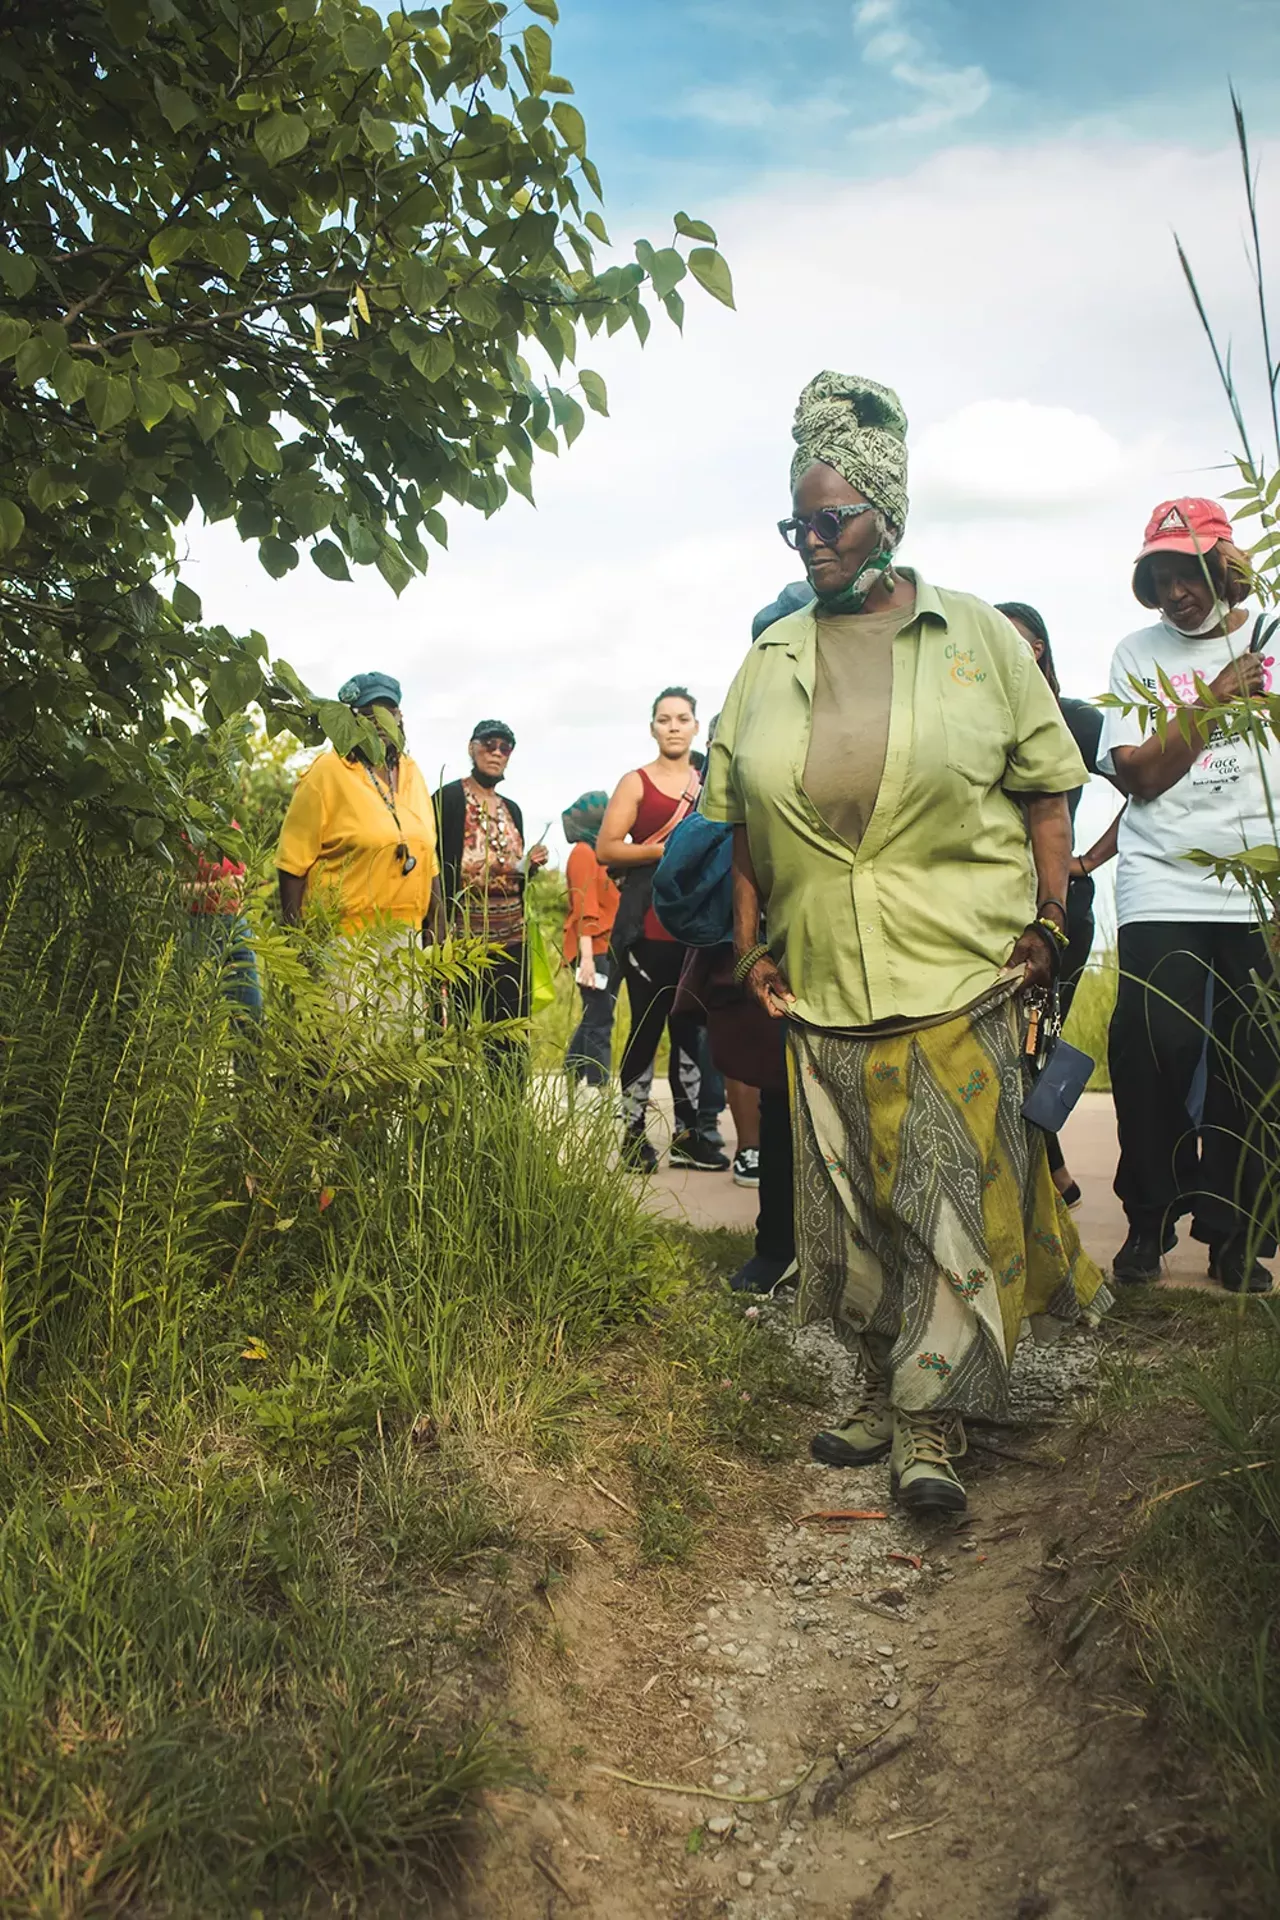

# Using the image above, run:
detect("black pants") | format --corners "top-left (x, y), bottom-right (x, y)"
top-left (1046, 873), bottom-right (1096, 1176)
top-left (620, 937), bottom-right (701, 1135)
top-left (565, 972), bottom-right (620, 1086)
top-left (757, 1085), bottom-right (796, 1263)
top-left (1109, 920), bottom-right (1280, 1252)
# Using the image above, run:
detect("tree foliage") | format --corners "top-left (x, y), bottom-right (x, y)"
top-left (0, 0), bottom-right (734, 855)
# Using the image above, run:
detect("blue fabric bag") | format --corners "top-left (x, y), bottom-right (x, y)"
top-left (650, 813), bottom-right (733, 947)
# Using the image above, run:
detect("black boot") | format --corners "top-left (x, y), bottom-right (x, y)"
top-left (1112, 1224), bottom-right (1176, 1285)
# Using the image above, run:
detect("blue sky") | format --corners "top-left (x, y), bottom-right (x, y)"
top-left (551, 0), bottom-right (1280, 204)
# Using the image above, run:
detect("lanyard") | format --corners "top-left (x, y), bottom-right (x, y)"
top-left (362, 762), bottom-right (418, 874)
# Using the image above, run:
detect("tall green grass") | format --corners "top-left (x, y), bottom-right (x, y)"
top-left (0, 844), bottom-right (677, 1912)
top-left (1063, 950), bottom-right (1118, 1092)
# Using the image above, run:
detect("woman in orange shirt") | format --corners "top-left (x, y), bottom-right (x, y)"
top-left (561, 791), bottom-right (620, 1087)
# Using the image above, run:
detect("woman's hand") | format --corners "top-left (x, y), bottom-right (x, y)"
top-left (575, 955), bottom-right (598, 989)
top-left (527, 842), bottom-right (549, 870)
top-left (744, 954), bottom-right (796, 1020)
top-left (1007, 926), bottom-right (1054, 991)
top-left (1207, 652), bottom-right (1268, 703)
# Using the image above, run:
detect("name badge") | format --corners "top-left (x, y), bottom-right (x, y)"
top-left (1190, 744), bottom-right (1243, 788)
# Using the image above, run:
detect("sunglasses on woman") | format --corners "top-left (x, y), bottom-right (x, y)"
top-left (777, 503), bottom-right (875, 551)
top-left (476, 736), bottom-right (513, 756)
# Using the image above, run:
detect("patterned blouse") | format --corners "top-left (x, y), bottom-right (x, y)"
top-left (456, 786), bottom-right (525, 944)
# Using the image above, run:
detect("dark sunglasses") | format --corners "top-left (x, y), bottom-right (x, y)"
top-left (778, 502), bottom-right (875, 551)
top-left (475, 736), bottom-right (513, 755)
top-left (395, 842), bottom-right (418, 875)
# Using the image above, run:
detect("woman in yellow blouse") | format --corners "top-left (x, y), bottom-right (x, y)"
top-left (703, 373), bottom-right (1107, 1515)
top-left (275, 671), bottom-right (442, 939)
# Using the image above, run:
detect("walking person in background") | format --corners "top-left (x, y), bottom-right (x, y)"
top-left (561, 790), bottom-right (620, 1087)
top-left (185, 818), bottom-right (263, 1027)
top-left (705, 370), bottom-right (1106, 1514)
top-left (433, 721), bottom-right (548, 1047)
top-left (1098, 498), bottom-right (1280, 1293)
top-left (276, 671), bottom-right (441, 942)
top-left (997, 600), bottom-right (1120, 1206)
top-left (598, 688), bottom-right (726, 1174)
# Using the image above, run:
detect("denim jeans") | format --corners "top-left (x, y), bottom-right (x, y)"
top-left (566, 971), bottom-right (621, 1086)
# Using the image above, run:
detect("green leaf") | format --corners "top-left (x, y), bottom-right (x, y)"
top-left (376, 540), bottom-right (413, 596)
top-left (526, 0), bottom-right (559, 17)
top-left (688, 246), bottom-right (735, 310)
top-left (0, 499), bottom-right (26, 552)
top-left (148, 226), bottom-right (192, 270)
top-left (675, 211), bottom-right (717, 245)
top-left (13, 337), bottom-right (54, 386)
top-left (424, 509), bottom-right (448, 547)
top-left (402, 257), bottom-right (447, 313)
top-left (663, 288), bottom-right (685, 330)
top-left (311, 539), bottom-right (351, 581)
top-left (202, 227), bottom-right (251, 281)
top-left (131, 376), bottom-right (173, 430)
top-left (551, 390), bottom-right (585, 446)
top-left (584, 211), bottom-right (609, 245)
top-left (647, 248), bottom-right (686, 299)
top-left (455, 283), bottom-right (499, 326)
top-left (172, 580), bottom-right (202, 622)
top-left (85, 374), bottom-right (135, 430)
top-left (579, 368), bottom-right (608, 416)
top-left (552, 103), bottom-right (586, 154)
top-left (259, 536), bottom-right (298, 578)
top-left (255, 111), bottom-right (311, 165)
top-left (194, 394), bottom-right (226, 442)
top-left (244, 427), bottom-right (282, 473)
top-left (342, 24), bottom-right (386, 68)
top-left (523, 23), bottom-right (552, 91)
top-left (0, 316), bottom-right (31, 362)
top-left (359, 109), bottom-right (398, 153)
top-left (154, 79), bottom-right (198, 131)
top-left (409, 332), bottom-right (455, 381)
top-left (0, 249), bottom-right (36, 297)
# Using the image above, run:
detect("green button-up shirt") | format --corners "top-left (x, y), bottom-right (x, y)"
top-left (702, 575), bottom-right (1088, 1029)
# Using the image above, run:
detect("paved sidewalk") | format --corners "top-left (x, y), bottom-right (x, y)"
top-left (639, 1088), bottom-right (1273, 1290)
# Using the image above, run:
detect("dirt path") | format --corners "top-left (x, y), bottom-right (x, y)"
top-left (447, 1328), bottom-right (1223, 1920)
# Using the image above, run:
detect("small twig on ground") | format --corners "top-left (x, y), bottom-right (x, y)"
top-left (811, 1732), bottom-right (915, 1818)
top-left (587, 1475), bottom-right (636, 1516)
top-left (531, 1849), bottom-right (578, 1904)
top-left (672, 1735), bottom-right (741, 1775)
top-left (885, 1815), bottom-right (944, 1842)
top-left (590, 1760), bottom-right (816, 1805)
top-left (797, 1508), bottom-right (888, 1524)
top-left (1143, 1461), bottom-right (1266, 1510)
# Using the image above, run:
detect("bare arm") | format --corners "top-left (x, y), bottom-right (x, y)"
top-left (733, 825), bottom-right (794, 1019)
top-left (1070, 808), bottom-right (1123, 879)
top-left (278, 871), bottom-right (307, 926)
top-left (1005, 793), bottom-right (1072, 990)
top-left (1110, 652), bottom-right (1267, 801)
top-left (596, 770), bottom-right (663, 869)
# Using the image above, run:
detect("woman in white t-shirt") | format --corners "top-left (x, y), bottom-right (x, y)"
top-left (1097, 496), bottom-right (1278, 1293)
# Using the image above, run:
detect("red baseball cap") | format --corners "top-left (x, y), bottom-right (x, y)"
top-left (1133, 497), bottom-right (1234, 604)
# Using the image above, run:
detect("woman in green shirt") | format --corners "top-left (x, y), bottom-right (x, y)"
top-left (702, 372), bottom-right (1108, 1515)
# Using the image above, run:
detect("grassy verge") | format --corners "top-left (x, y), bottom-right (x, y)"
top-left (0, 855), bottom-right (815, 1909)
top-left (1063, 949), bottom-right (1117, 1092)
top-left (1094, 1289), bottom-right (1280, 1907)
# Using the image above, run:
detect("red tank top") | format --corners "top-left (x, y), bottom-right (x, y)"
top-left (632, 766), bottom-right (699, 943)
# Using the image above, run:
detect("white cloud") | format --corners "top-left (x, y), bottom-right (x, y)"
top-left (187, 132), bottom-right (1274, 891)
top-left (851, 0), bottom-right (991, 136)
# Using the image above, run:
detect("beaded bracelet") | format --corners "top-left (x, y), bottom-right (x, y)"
top-left (1035, 914), bottom-right (1070, 951)
top-left (733, 942), bottom-right (771, 985)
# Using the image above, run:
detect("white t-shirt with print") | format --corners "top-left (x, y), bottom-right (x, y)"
top-left (1096, 612), bottom-right (1280, 925)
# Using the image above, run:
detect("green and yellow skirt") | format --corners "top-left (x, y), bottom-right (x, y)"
top-left (789, 988), bottom-right (1109, 1420)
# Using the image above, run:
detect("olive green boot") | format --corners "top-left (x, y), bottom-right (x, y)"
top-left (809, 1338), bottom-right (894, 1468)
top-left (889, 1408), bottom-right (967, 1514)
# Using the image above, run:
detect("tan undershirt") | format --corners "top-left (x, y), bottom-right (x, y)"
top-left (802, 597), bottom-right (915, 848)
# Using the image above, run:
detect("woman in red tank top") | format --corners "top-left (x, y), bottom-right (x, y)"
top-left (597, 688), bottom-right (728, 1175)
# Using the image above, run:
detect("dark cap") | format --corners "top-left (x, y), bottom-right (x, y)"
top-left (470, 718), bottom-right (516, 747)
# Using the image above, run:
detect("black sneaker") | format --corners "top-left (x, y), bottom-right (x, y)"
top-left (729, 1252), bottom-right (794, 1294)
top-left (1208, 1240), bottom-right (1273, 1294)
top-left (1112, 1225), bottom-right (1177, 1285)
top-left (732, 1147), bottom-right (760, 1188)
top-left (621, 1132), bottom-right (658, 1175)
top-left (669, 1128), bottom-right (730, 1172)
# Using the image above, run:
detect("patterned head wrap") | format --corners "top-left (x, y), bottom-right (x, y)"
top-left (562, 790), bottom-right (609, 848)
top-left (789, 372), bottom-right (910, 533)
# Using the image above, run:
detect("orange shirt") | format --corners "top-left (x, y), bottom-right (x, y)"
top-left (562, 842), bottom-right (619, 964)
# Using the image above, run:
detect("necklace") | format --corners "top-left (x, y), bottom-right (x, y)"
top-left (361, 760), bottom-right (417, 875)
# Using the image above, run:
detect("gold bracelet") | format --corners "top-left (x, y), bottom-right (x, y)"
top-left (733, 943), bottom-right (770, 985)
